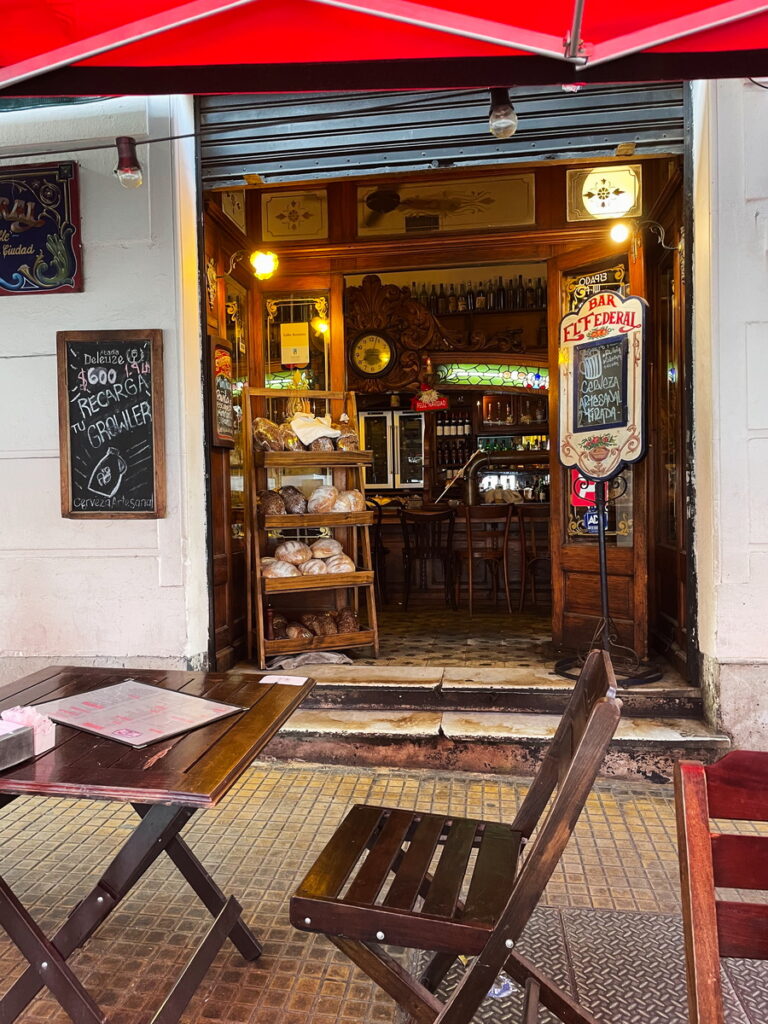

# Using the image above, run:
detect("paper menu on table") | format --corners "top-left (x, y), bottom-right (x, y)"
top-left (258, 675), bottom-right (309, 687)
top-left (34, 680), bottom-right (244, 748)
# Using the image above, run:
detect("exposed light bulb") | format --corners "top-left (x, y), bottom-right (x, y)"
top-left (610, 221), bottom-right (631, 243)
top-left (310, 316), bottom-right (329, 335)
top-left (250, 250), bottom-right (278, 280)
top-left (114, 136), bottom-right (143, 189)
top-left (489, 87), bottom-right (518, 140)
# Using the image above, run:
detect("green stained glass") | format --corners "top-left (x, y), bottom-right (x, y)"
top-left (435, 363), bottom-right (549, 390)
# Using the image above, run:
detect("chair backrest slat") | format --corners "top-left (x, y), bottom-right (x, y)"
top-left (511, 649), bottom-right (617, 838)
top-left (712, 834), bottom-right (768, 890)
top-left (717, 902), bottom-right (768, 959)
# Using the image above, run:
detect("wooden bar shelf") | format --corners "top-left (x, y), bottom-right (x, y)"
top-left (263, 571), bottom-right (374, 593)
top-left (253, 450), bottom-right (372, 468)
top-left (261, 512), bottom-right (374, 529)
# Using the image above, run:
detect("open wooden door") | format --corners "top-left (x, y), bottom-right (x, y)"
top-left (547, 239), bottom-right (648, 657)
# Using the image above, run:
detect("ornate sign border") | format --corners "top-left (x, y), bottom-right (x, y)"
top-left (558, 290), bottom-right (647, 481)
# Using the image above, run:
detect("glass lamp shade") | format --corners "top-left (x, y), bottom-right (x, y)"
top-left (114, 136), bottom-right (143, 189)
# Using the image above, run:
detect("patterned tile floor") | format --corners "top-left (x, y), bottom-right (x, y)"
top-left (354, 608), bottom-right (555, 666)
top-left (0, 761), bottom-right (764, 1024)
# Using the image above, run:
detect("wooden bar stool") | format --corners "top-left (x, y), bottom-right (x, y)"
top-left (400, 507), bottom-right (455, 611)
top-left (517, 503), bottom-right (551, 612)
top-left (453, 504), bottom-right (514, 616)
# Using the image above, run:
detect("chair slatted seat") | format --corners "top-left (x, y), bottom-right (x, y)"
top-left (291, 649), bottom-right (621, 1024)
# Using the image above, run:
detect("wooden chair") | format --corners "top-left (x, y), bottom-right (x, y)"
top-left (517, 503), bottom-right (551, 612)
top-left (453, 504), bottom-right (514, 617)
top-left (401, 507), bottom-right (456, 611)
top-left (675, 750), bottom-right (768, 1024)
top-left (291, 650), bottom-right (621, 1024)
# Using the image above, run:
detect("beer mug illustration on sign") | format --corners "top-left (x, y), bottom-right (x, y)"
top-left (582, 349), bottom-right (603, 380)
top-left (87, 447), bottom-right (128, 498)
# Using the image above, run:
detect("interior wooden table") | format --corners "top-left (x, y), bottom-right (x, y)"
top-left (0, 665), bottom-right (314, 1024)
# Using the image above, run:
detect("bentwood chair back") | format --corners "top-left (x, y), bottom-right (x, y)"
top-left (517, 503), bottom-right (551, 612)
top-left (400, 507), bottom-right (455, 611)
top-left (453, 503), bottom-right (514, 616)
top-left (675, 750), bottom-right (768, 1024)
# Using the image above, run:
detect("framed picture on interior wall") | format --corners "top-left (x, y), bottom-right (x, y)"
top-left (210, 335), bottom-right (236, 448)
top-left (261, 190), bottom-right (328, 242)
top-left (221, 190), bottom-right (247, 233)
top-left (57, 330), bottom-right (166, 519)
top-left (0, 161), bottom-right (83, 295)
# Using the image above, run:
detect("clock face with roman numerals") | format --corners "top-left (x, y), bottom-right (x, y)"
top-left (350, 331), bottom-right (395, 377)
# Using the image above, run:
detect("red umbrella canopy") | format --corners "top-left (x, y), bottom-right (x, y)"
top-left (1, 0), bottom-right (768, 93)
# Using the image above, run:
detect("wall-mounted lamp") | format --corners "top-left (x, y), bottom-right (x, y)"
top-left (488, 87), bottom-right (518, 139)
top-left (310, 316), bottom-right (329, 336)
top-left (114, 136), bottom-right (143, 189)
top-left (609, 219), bottom-right (680, 251)
top-left (223, 248), bottom-right (279, 280)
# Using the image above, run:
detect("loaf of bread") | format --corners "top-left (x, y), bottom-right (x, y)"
top-left (279, 424), bottom-right (304, 451)
top-left (272, 619), bottom-right (288, 639)
top-left (262, 561), bottom-right (301, 578)
top-left (307, 485), bottom-right (338, 514)
top-left (252, 417), bottom-right (283, 451)
top-left (300, 613), bottom-right (323, 635)
top-left (336, 606), bottom-right (359, 633)
top-left (300, 558), bottom-right (328, 575)
top-left (279, 485), bottom-right (308, 514)
top-left (273, 612), bottom-right (288, 628)
top-left (310, 537), bottom-right (343, 559)
top-left (325, 554), bottom-right (356, 574)
top-left (315, 611), bottom-right (338, 635)
top-left (333, 422), bottom-right (360, 451)
top-left (258, 490), bottom-right (286, 516)
top-left (286, 622), bottom-right (313, 639)
top-left (274, 540), bottom-right (312, 565)
top-left (309, 436), bottom-right (335, 452)
top-left (331, 489), bottom-right (366, 513)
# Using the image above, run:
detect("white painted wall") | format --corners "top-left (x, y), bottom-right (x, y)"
top-left (0, 96), bottom-right (208, 682)
top-left (692, 79), bottom-right (768, 748)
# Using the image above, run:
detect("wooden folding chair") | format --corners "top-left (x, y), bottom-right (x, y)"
top-left (290, 650), bottom-right (621, 1024)
top-left (675, 750), bottom-right (768, 1024)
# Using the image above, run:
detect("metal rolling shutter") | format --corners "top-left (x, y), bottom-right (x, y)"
top-left (198, 83), bottom-right (685, 190)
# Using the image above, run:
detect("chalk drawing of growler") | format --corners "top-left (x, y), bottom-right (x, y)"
top-left (88, 447), bottom-right (128, 498)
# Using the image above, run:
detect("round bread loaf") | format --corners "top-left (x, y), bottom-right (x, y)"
top-left (307, 485), bottom-right (338, 514)
top-left (274, 540), bottom-right (312, 564)
top-left (333, 422), bottom-right (360, 451)
top-left (286, 622), bottom-right (313, 639)
top-left (325, 554), bottom-right (356, 574)
top-left (279, 485), bottom-right (308, 514)
top-left (262, 561), bottom-right (301, 578)
top-left (258, 490), bottom-right (286, 516)
top-left (309, 436), bottom-right (335, 452)
top-left (336, 606), bottom-right (359, 633)
top-left (300, 558), bottom-right (328, 575)
top-left (300, 613), bottom-right (323, 635)
top-left (279, 424), bottom-right (304, 451)
top-left (310, 537), bottom-right (343, 559)
top-left (252, 418), bottom-right (283, 451)
top-left (315, 612), bottom-right (338, 635)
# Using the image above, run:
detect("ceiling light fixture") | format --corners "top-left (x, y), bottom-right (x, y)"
top-left (114, 136), bottom-right (143, 189)
top-left (488, 87), bottom-right (518, 140)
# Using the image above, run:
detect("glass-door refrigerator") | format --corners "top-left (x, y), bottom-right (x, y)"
top-left (359, 410), bottom-right (424, 489)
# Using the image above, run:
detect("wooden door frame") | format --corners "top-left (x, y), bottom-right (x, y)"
top-left (547, 237), bottom-right (648, 658)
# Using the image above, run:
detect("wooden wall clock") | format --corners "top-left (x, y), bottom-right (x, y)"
top-left (349, 330), bottom-right (395, 377)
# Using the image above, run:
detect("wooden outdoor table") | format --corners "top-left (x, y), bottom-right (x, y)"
top-left (0, 665), bottom-right (314, 1024)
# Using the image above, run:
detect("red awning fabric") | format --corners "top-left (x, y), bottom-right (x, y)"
top-left (1, 0), bottom-right (767, 94)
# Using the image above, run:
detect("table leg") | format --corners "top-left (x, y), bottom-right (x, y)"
top-left (0, 804), bottom-right (194, 1022)
top-left (133, 804), bottom-right (262, 959)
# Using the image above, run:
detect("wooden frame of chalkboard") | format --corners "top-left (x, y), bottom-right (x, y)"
top-left (210, 335), bottom-right (236, 448)
top-left (56, 330), bottom-right (166, 519)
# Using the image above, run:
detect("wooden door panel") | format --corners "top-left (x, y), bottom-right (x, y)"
top-left (548, 240), bottom-right (648, 657)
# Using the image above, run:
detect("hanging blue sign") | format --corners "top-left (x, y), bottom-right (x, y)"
top-left (582, 507), bottom-right (609, 534)
top-left (0, 162), bottom-right (83, 295)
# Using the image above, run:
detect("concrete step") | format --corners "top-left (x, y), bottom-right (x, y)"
top-left (262, 707), bottom-right (730, 784)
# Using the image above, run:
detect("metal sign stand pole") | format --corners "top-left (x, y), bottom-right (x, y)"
top-left (595, 480), bottom-right (610, 652)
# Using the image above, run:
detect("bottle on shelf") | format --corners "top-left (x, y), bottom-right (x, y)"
top-left (485, 280), bottom-right (496, 311)
top-left (526, 278), bottom-right (536, 310)
top-left (447, 283), bottom-right (458, 313)
top-left (457, 282), bottom-right (468, 312)
top-left (476, 282), bottom-right (487, 310)
top-left (410, 280), bottom-right (417, 298)
top-left (436, 413), bottom-right (444, 437)
top-left (495, 275), bottom-right (507, 311)
top-left (535, 277), bottom-right (545, 310)
top-left (428, 285), bottom-right (438, 314)
top-left (515, 274), bottom-right (525, 311)
top-left (466, 282), bottom-right (475, 311)
top-left (437, 283), bottom-right (448, 315)
top-left (419, 281), bottom-right (429, 307)
top-left (509, 278), bottom-right (518, 311)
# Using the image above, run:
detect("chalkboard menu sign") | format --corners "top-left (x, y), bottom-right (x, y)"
top-left (558, 290), bottom-right (646, 482)
top-left (57, 330), bottom-right (165, 518)
top-left (211, 336), bottom-right (235, 448)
